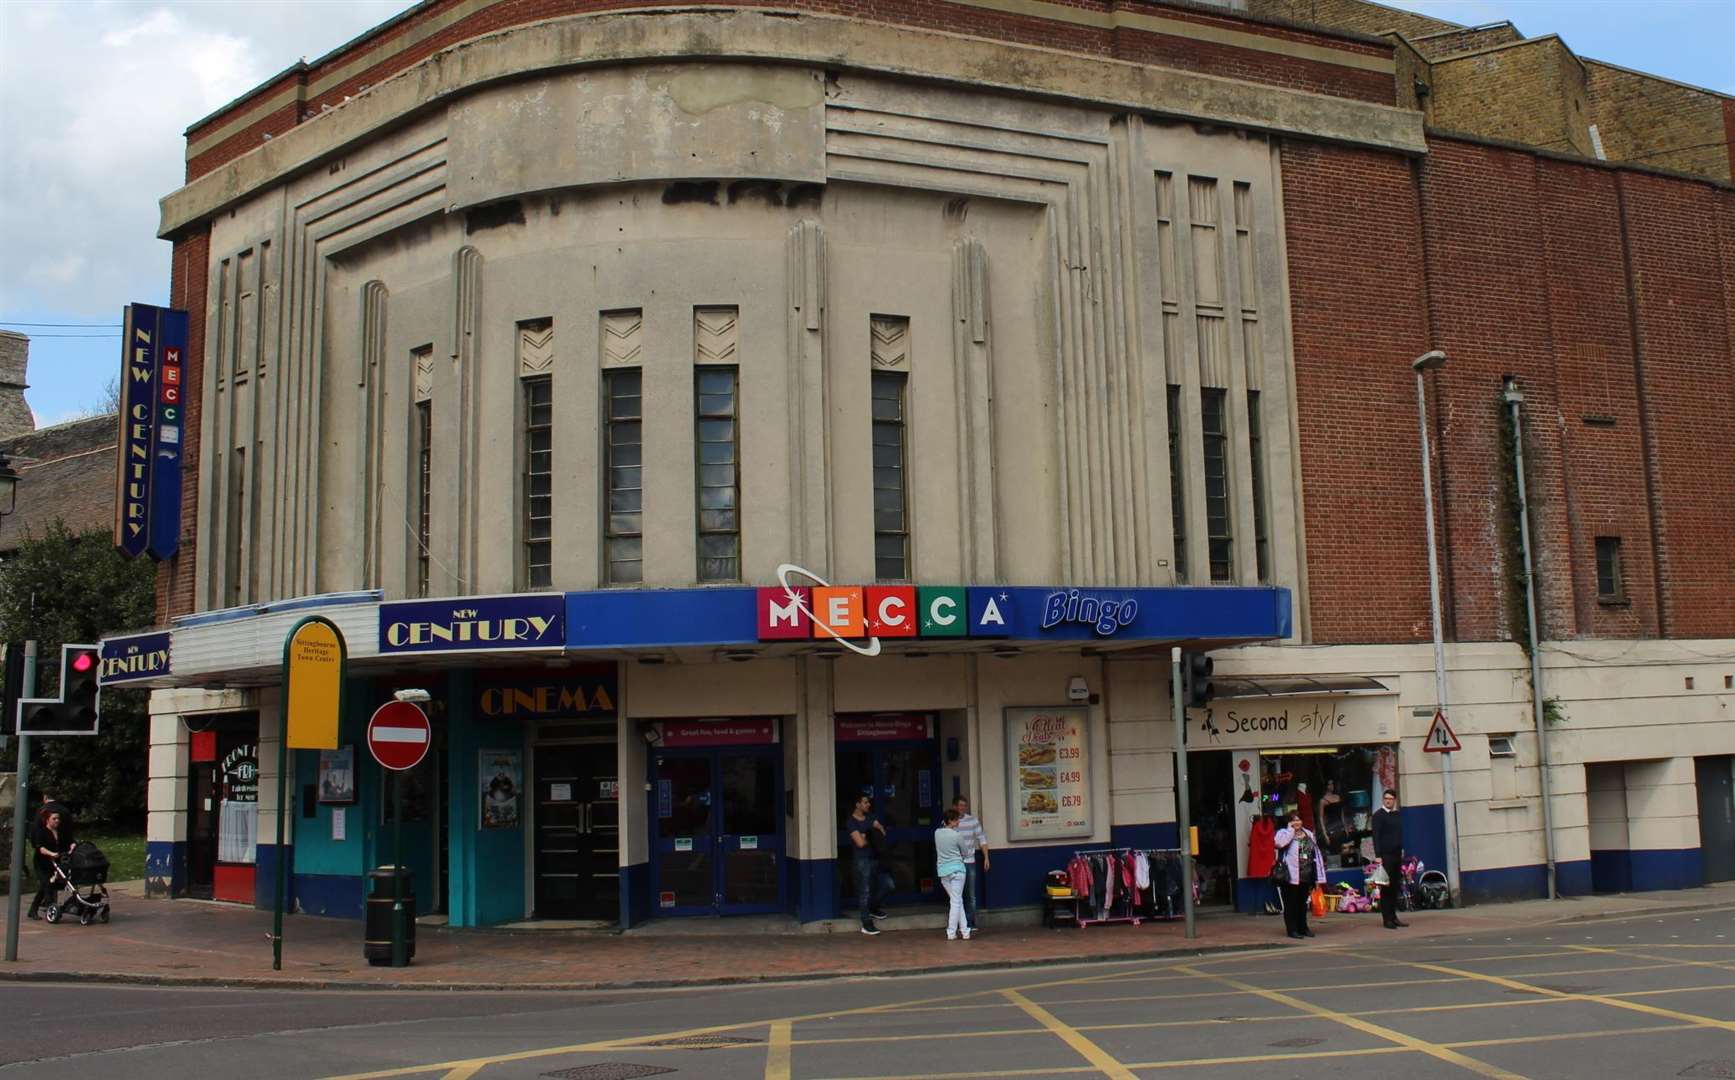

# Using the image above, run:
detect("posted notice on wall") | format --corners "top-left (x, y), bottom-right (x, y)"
top-left (1005, 706), bottom-right (1091, 841)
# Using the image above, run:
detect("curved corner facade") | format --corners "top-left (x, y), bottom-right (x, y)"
top-left (124, 1), bottom-right (1735, 926)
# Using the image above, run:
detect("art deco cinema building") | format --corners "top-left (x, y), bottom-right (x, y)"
top-left (113, 0), bottom-right (1735, 925)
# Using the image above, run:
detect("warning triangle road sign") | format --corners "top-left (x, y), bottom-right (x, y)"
top-left (1423, 709), bottom-right (1461, 753)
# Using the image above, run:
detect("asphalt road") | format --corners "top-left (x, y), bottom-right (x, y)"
top-left (5, 905), bottom-right (1735, 1079)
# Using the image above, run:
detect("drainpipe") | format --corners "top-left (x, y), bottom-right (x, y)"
top-left (1504, 377), bottom-right (1558, 900)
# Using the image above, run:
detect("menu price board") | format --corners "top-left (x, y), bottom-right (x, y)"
top-left (1005, 706), bottom-right (1091, 841)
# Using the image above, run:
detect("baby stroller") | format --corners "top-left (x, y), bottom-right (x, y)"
top-left (42, 842), bottom-right (110, 925)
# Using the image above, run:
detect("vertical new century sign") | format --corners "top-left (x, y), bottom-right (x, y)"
top-left (113, 303), bottom-right (187, 560)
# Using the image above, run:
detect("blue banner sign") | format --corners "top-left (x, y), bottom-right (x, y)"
top-left (568, 584), bottom-right (1291, 649)
top-left (113, 303), bottom-right (188, 560)
top-left (379, 595), bottom-right (566, 653)
top-left (98, 631), bottom-right (172, 685)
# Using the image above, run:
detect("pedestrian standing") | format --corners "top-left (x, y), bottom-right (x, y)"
top-left (952, 796), bottom-right (991, 935)
top-left (846, 790), bottom-right (892, 936)
top-left (934, 808), bottom-right (970, 940)
top-left (1273, 812), bottom-right (1326, 940)
top-left (1372, 789), bottom-right (1408, 929)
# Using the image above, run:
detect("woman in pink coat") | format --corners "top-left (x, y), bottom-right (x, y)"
top-left (1273, 812), bottom-right (1328, 940)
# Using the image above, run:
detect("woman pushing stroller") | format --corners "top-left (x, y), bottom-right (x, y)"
top-left (26, 807), bottom-right (72, 920)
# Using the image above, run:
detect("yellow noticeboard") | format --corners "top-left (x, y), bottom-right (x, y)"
top-left (284, 617), bottom-right (346, 750)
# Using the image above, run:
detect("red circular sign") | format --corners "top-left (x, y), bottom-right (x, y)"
top-left (367, 701), bottom-right (431, 772)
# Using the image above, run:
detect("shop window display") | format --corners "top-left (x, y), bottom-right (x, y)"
top-left (1258, 746), bottom-right (1394, 870)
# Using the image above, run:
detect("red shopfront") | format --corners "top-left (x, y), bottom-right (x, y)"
top-left (186, 714), bottom-right (260, 903)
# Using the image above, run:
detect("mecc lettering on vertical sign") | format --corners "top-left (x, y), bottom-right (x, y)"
top-left (113, 303), bottom-right (188, 561)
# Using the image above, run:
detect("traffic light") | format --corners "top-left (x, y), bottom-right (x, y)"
top-left (61, 644), bottom-right (100, 732)
top-left (1183, 652), bottom-right (1215, 709)
top-left (15, 643), bottom-right (100, 736)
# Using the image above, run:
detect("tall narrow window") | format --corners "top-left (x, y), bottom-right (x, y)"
top-left (1202, 388), bottom-right (1233, 583)
top-left (1248, 390), bottom-right (1270, 584)
top-left (522, 375), bottom-right (553, 588)
top-left (1595, 536), bottom-right (1624, 602)
top-left (1167, 384), bottom-right (1188, 582)
top-left (871, 371), bottom-right (910, 580)
top-left (695, 367), bottom-right (740, 582)
top-left (414, 401), bottom-right (432, 597)
top-left (226, 447), bottom-right (246, 606)
top-left (604, 369), bottom-right (643, 585)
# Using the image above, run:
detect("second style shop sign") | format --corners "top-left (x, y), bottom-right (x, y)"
top-left (1005, 706), bottom-right (1091, 841)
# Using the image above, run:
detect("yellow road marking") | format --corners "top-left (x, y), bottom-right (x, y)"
top-left (1171, 964), bottom-right (1527, 1080)
top-left (437, 1067), bottom-right (482, 1080)
top-left (1001, 988), bottom-right (1139, 1080)
top-left (1566, 943), bottom-right (1735, 973)
top-left (764, 1020), bottom-right (793, 1080)
top-left (1339, 949), bottom-right (1735, 1036)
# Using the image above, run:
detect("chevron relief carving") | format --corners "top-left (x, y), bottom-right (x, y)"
top-left (519, 318), bottom-right (554, 376)
top-left (413, 345), bottom-right (434, 402)
top-left (694, 306), bottom-right (739, 365)
top-left (600, 310), bottom-right (643, 368)
top-left (870, 315), bottom-right (909, 370)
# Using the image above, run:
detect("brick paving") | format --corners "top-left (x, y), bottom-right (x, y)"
top-left (3, 881), bottom-right (1731, 991)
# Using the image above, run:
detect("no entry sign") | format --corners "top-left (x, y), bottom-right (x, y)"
top-left (367, 701), bottom-right (431, 771)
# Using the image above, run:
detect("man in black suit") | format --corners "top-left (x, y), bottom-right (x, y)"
top-left (1372, 789), bottom-right (1407, 928)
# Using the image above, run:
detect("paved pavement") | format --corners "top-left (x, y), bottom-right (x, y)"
top-left (4, 880), bottom-right (1735, 991)
top-left (5, 903), bottom-right (1735, 1078)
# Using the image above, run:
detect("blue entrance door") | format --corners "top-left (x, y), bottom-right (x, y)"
top-left (836, 740), bottom-right (943, 907)
top-left (652, 748), bottom-right (783, 915)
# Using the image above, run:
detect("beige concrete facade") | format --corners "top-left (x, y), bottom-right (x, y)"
top-left (140, 6), bottom-right (1735, 922)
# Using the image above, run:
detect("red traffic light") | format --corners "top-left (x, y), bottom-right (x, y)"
top-left (72, 651), bottom-right (96, 673)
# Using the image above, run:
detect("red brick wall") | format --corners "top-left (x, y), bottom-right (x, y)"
top-left (1286, 134), bottom-right (1735, 645)
top-left (155, 228), bottom-right (209, 624)
top-left (1279, 140), bottom-right (1435, 644)
top-left (1535, 158), bottom-right (1659, 639)
top-left (1413, 139), bottom-right (1565, 643)
top-left (1617, 171), bottom-right (1735, 638)
top-left (181, 0), bottom-right (1394, 181)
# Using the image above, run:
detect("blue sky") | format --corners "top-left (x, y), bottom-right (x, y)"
top-left (0, 0), bottom-right (1729, 428)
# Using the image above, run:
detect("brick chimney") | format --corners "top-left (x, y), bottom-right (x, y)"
top-left (0, 331), bottom-right (35, 441)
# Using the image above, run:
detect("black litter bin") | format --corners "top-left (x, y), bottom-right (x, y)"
top-left (364, 866), bottom-right (416, 966)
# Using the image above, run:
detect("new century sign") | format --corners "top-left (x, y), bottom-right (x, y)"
top-left (380, 595), bottom-right (566, 654)
top-left (113, 303), bottom-right (187, 561)
top-left (97, 631), bottom-right (172, 686)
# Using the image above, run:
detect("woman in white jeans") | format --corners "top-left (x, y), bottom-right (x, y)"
top-left (934, 808), bottom-right (970, 940)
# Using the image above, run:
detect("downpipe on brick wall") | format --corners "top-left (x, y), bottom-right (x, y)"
top-left (1504, 377), bottom-right (1559, 901)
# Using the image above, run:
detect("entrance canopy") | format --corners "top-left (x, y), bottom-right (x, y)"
top-left (97, 582), bottom-right (1292, 691)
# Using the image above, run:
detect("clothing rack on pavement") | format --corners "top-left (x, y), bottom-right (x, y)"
top-left (1063, 847), bottom-right (1188, 928)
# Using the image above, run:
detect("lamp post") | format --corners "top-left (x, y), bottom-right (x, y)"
top-left (1412, 349), bottom-right (1461, 905)
top-left (2, 449), bottom-right (29, 961)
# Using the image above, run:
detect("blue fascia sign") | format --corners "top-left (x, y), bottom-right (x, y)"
top-left (98, 631), bottom-right (173, 685)
top-left (379, 594), bottom-right (566, 654)
top-left (566, 582), bottom-right (1290, 650)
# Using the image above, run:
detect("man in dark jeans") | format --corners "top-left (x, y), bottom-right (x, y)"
top-left (846, 791), bottom-right (892, 935)
top-left (1372, 789), bottom-right (1408, 929)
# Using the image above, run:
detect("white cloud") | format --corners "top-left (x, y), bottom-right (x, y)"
top-left (0, 1), bottom-right (410, 319)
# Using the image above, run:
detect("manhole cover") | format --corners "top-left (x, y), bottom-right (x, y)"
top-left (540, 1066), bottom-right (675, 1080)
top-left (643, 1035), bottom-right (761, 1049)
top-left (1268, 1037), bottom-right (1325, 1048)
top-left (1681, 1062), bottom-right (1735, 1079)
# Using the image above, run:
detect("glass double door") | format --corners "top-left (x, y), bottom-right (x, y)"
top-left (533, 744), bottom-right (620, 920)
top-left (653, 748), bottom-right (782, 915)
top-left (836, 742), bottom-right (942, 906)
